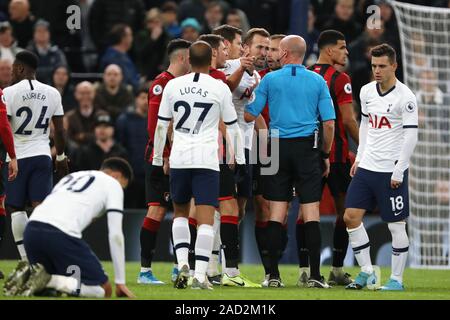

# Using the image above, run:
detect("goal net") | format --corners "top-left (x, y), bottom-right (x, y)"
top-left (391, 1), bottom-right (450, 268)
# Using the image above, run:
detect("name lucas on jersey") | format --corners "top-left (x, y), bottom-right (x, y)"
top-left (369, 113), bottom-right (391, 129)
top-left (180, 86), bottom-right (208, 97)
top-left (22, 92), bottom-right (47, 102)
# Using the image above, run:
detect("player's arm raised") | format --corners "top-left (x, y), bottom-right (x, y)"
top-left (391, 97), bottom-right (419, 188)
top-left (226, 56), bottom-right (254, 92)
top-left (244, 76), bottom-right (268, 123)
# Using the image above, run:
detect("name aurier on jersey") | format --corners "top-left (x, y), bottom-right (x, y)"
top-left (22, 92), bottom-right (47, 102)
top-left (180, 86), bottom-right (208, 97)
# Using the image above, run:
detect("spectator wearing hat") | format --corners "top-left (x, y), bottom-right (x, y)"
top-left (0, 21), bottom-right (24, 63)
top-left (8, 0), bottom-right (35, 49)
top-left (71, 112), bottom-right (128, 172)
top-left (116, 87), bottom-right (148, 208)
top-left (180, 18), bottom-right (201, 42)
top-left (94, 64), bottom-right (134, 120)
top-left (135, 8), bottom-right (172, 82)
top-left (26, 19), bottom-right (68, 85)
top-left (100, 24), bottom-right (140, 92)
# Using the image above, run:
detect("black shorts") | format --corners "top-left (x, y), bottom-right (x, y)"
top-left (219, 164), bottom-right (236, 201)
top-left (145, 161), bottom-right (171, 207)
top-left (236, 148), bottom-right (252, 198)
top-left (323, 161), bottom-right (352, 197)
top-left (264, 137), bottom-right (322, 204)
top-left (252, 163), bottom-right (265, 195)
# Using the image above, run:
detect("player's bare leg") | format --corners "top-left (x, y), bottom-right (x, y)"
top-left (301, 202), bottom-right (329, 288)
top-left (138, 205), bottom-right (166, 284)
top-left (344, 208), bottom-right (377, 290)
top-left (328, 193), bottom-right (352, 286)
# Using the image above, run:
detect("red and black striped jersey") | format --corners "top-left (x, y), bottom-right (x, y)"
top-left (145, 71), bottom-right (175, 162)
top-left (309, 64), bottom-right (353, 163)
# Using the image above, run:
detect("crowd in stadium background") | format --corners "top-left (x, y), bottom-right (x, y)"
top-left (0, 0), bottom-right (447, 208)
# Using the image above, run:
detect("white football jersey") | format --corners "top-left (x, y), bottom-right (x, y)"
top-left (3, 79), bottom-right (64, 159)
top-left (158, 72), bottom-right (238, 171)
top-left (357, 80), bottom-right (418, 172)
top-left (30, 171), bottom-right (124, 238)
top-left (221, 59), bottom-right (260, 149)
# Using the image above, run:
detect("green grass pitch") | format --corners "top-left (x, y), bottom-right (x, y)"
top-left (1, 260), bottom-right (449, 300)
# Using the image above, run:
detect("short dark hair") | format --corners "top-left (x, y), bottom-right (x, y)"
top-left (189, 41), bottom-right (212, 68)
top-left (101, 157), bottom-right (134, 182)
top-left (198, 34), bottom-right (224, 50)
top-left (167, 38), bottom-right (192, 57)
top-left (243, 28), bottom-right (270, 45)
top-left (212, 24), bottom-right (242, 43)
top-left (317, 30), bottom-right (346, 50)
top-left (135, 86), bottom-right (148, 97)
top-left (15, 50), bottom-right (39, 70)
top-left (371, 43), bottom-right (397, 63)
top-left (109, 24), bottom-right (130, 46)
top-left (270, 34), bottom-right (286, 41)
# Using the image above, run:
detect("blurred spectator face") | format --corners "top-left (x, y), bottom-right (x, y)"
top-left (9, 0), bottom-right (30, 22)
top-left (335, 0), bottom-right (354, 22)
top-left (267, 38), bottom-right (283, 70)
top-left (215, 40), bottom-right (228, 69)
top-left (103, 64), bottom-right (123, 88)
top-left (146, 9), bottom-right (163, 31)
top-left (34, 25), bottom-right (50, 46)
top-left (0, 59), bottom-right (12, 86)
top-left (366, 21), bottom-right (385, 40)
top-left (226, 12), bottom-right (241, 29)
top-left (380, 3), bottom-right (393, 21)
top-left (205, 3), bottom-right (223, 27)
top-left (182, 26), bottom-right (199, 42)
top-left (420, 70), bottom-right (438, 93)
top-left (246, 34), bottom-right (270, 69)
top-left (435, 179), bottom-right (450, 204)
top-left (135, 91), bottom-right (148, 114)
top-left (122, 26), bottom-right (133, 51)
top-left (53, 66), bottom-right (69, 88)
top-left (162, 9), bottom-right (177, 26)
top-left (75, 82), bottom-right (95, 108)
top-left (0, 27), bottom-right (14, 47)
top-left (308, 6), bottom-right (316, 32)
top-left (95, 124), bottom-right (114, 142)
top-left (227, 34), bottom-right (243, 59)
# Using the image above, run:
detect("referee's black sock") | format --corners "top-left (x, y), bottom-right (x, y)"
top-left (220, 216), bottom-right (239, 269)
top-left (188, 218), bottom-right (197, 272)
top-left (255, 221), bottom-right (270, 274)
top-left (267, 221), bottom-right (283, 278)
top-left (296, 219), bottom-right (309, 267)
top-left (140, 217), bottom-right (160, 268)
top-left (280, 223), bottom-right (288, 260)
top-left (305, 221), bottom-right (322, 280)
top-left (332, 215), bottom-right (349, 268)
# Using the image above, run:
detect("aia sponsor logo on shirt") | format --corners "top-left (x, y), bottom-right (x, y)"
top-left (369, 113), bottom-right (392, 129)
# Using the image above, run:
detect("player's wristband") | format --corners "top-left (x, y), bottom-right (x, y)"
top-left (321, 151), bottom-right (330, 159)
top-left (56, 152), bottom-right (67, 161)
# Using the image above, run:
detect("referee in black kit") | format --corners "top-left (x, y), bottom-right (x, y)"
top-left (244, 35), bottom-right (335, 288)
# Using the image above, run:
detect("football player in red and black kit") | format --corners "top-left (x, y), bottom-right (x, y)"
top-left (0, 88), bottom-right (18, 278)
top-left (138, 39), bottom-right (191, 285)
top-left (297, 30), bottom-right (359, 286)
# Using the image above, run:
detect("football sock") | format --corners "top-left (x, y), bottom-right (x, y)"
top-left (296, 219), bottom-right (309, 268)
top-left (170, 226), bottom-right (178, 264)
top-left (255, 220), bottom-right (270, 274)
top-left (347, 223), bottom-right (373, 274)
top-left (194, 224), bottom-right (214, 283)
top-left (80, 285), bottom-right (106, 298)
top-left (11, 211), bottom-right (28, 260)
top-left (207, 211), bottom-right (221, 276)
top-left (267, 221), bottom-right (283, 278)
top-left (305, 221), bottom-right (322, 280)
top-left (332, 215), bottom-right (349, 268)
top-left (388, 222), bottom-right (409, 283)
top-left (188, 218), bottom-right (197, 272)
top-left (220, 215), bottom-right (239, 269)
top-left (172, 217), bottom-right (190, 269)
top-left (140, 217), bottom-right (160, 269)
top-left (47, 275), bottom-right (78, 294)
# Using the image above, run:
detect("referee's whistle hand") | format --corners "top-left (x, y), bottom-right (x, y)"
top-left (322, 159), bottom-right (330, 177)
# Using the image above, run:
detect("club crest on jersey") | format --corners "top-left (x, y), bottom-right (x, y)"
top-left (153, 84), bottom-right (163, 95)
top-left (344, 83), bottom-right (352, 94)
top-left (369, 114), bottom-right (391, 129)
top-left (405, 101), bottom-right (416, 113)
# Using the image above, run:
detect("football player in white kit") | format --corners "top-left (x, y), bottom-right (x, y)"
top-left (344, 44), bottom-right (418, 291)
top-left (4, 157), bottom-right (135, 298)
top-left (2, 51), bottom-right (68, 261)
top-left (152, 41), bottom-right (245, 290)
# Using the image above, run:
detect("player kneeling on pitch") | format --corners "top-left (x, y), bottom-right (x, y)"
top-left (3, 157), bottom-right (135, 298)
